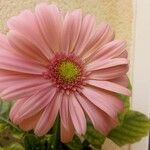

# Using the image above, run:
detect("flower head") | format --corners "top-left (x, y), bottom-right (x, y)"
top-left (0, 4), bottom-right (131, 143)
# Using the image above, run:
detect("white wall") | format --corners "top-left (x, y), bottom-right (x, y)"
top-left (131, 0), bottom-right (150, 150)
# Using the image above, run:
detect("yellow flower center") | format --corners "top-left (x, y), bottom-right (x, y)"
top-left (57, 61), bottom-right (80, 82)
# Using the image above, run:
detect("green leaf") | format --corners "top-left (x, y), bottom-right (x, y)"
top-left (84, 123), bottom-right (105, 149)
top-left (3, 143), bottom-right (24, 150)
top-left (52, 116), bottom-right (60, 150)
top-left (117, 81), bottom-right (132, 123)
top-left (108, 110), bottom-right (150, 146)
top-left (0, 128), bottom-right (22, 147)
top-left (119, 81), bottom-right (132, 111)
top-left (41, 134), bottom-right (53, 150)
top-left (0, 100), bottom-right (23, 147)
top-left (66, 135), bottom-right (83, 150)
top-left (0, 101), bottom-right (12, 119)
top-left (0, 117), bottom-right (22, 133)
top-left (24, 134), bottom-right (45, 150)
top-left (64, 123), bottom-right (106, 150)
top-left (118, 94), bottom-right (130, 112)
top-left (0, 100), bottom-right (23, 134)
top-left (117, 94), bottom-right (130, 123)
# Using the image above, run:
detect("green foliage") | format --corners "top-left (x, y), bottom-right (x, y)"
top-left (117, 94), bottom-right (130, 123)
top-left (118, 94), bottom-right (130, 112)
top-left (66, 123), bottom-right (106, 150)
top-left (24, 134), bottom-right (45, 150)
top-left (84, 123), bottom-right (105, 149)
top-left (22, 116), bottom-right (63, 150)
top-left (2, 143), bottom-right (24, 150)
top-left (117, 81), bottom-right (132, 123)
top-left (0, 80), bottom-right (150, 150)
top-left (0, 101), bottom-right (11, 119)
top-left (0, 101), bottom-right (22, 132)
top-left (108, 110), bottom-right (150, 146)
top-left (0, 100), bottom-right (23, 149)
top-left (52, 116), bottom-right (60, 150)
top-left (66, 136), bottom-right (83, 150)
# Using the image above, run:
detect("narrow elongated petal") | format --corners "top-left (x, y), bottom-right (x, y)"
top-left (74, 15), bottom-right (95, 55)
top-left (0, 77), bottom-right (47, 96)
top-left (61, 122), bottom-right (74, 143)
top-left (1, 81), bottom-right (50, 100)
top-left (35, 4), bottom-right (62, 53)
top-left (119, 50), bottom-right (128, 58)
top-left (9, 98), bottom-right (27, 123)
top-left (81, 23), bottom-right (114, 60)
top-left (0, 33), bottom-right (13, 51)
top-left (89, 65), bottom-right (129, 80)
top-left (0, 71), bottom-right (47, 91)
top-left (81, 86), bottom-right (124, 119)
top-left (87, 80), bottom-right (131, 96)
top-left (60, 94), bottom-right (69, 129)
top-left (61, 10), bottom-right (82, 53)
top-left (87, 40), bottom-right (126, 63)
top-left (109, 75), bottom-right (129, 87)
top-left (0, 49), bottom-right (46, 74)
top-left (19, 110), bottom-right (43, 131)
top-left (69, 94), bottom-right (86, 135)
top-left (76, 93), bottom-right (116, 134)
top-left (7, 31), bottom-right (48, 64)
top-left (16, 87), bottom-right (56, 121)
top-left (7, 10), bottom-right (53, 59)
top-left (60, 94), bottom-right (75, 142)
top-left (0, 75), bottom-right (45, 91)
top-left (87, 58), bottom-right (128, 72)
top-left (35, 92), bottom-right (63, 136)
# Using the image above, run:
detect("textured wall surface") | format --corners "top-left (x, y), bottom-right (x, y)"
top-left (0, 0), bottom-right (133, 150)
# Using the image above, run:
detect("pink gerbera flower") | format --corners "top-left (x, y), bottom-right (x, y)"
top-left (0, 4), bottom-right (131, 143)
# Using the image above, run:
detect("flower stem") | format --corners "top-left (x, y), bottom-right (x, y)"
top-left (53, 115), bottom-right (60, 150)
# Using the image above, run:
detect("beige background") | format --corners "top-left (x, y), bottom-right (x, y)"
top-left (0, 0), bottom-right (133, 150)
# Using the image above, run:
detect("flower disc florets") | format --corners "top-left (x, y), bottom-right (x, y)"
top-left (43, 53), bottom-right (86, 92)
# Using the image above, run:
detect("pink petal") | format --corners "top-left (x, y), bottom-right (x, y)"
top-left (60, 94), bottom-right (69, 129)
top-left (35, 4), bottom-right (62, 53)
top-left (7, 31), bottom-right (48, 65)
top-left (61, 122), bottom-right (74, 143)
top-left (16, 87), bottom-right (56, 122)
top-left (109, 75), bottom-right (129, 87)
top-left (0, 75), bottom-right (25, 91)
top-left (0, 33), bottom-right (13, 51)
top-left (87, 80), bottom-right (131, 96)
top-left (0, 49), bottom-right (46, 74)
top-left (76, 92), bottom-right (116, 134)
top-left (89, 65), bottom-right (129, 80)
top-left (19, 110), bottom-right (42, 131)
top-left (0, 73), bottom-right (44, 91)
top-left (69, 94), bottom-right (86, 135)
top-left (60, 94), bottom-right (75, 142)
top-left (80, 86), bottom-right (124, 119)
top-left (81, 23), bottom-right (114, 60)
top-left (0, 80), bottom-right (50, 100)
top-left (73, 15), bottom-right (96, 55)
top-left (87, 58), bottom-right (128, 72)
top-left (0, 74), bottom-right (39, 91)
top-left (9, 98), bottom-right (27, 123)
top-left (61, 10), bottom-right (82, 53)
top-left (7, 9), bottom-right (53, 59)
top-left (86, 40), bottom-right (126, 63)
top-left (118, 50), bottom-right (128, 58)
top-left (35, 91), bottom-right (63, 136)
